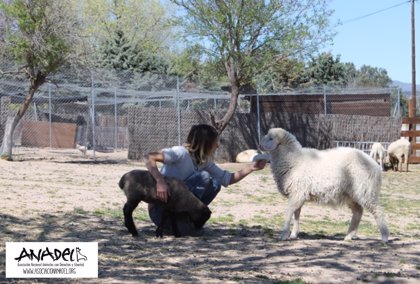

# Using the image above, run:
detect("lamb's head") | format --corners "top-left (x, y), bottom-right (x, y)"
top-left (259, 128), bottom-right (300, 152)
top-left (191, 206), bottom-right (212, 229)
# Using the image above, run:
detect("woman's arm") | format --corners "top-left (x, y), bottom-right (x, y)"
top-left (143, 152), bottom-right (170, 202)
top-left (230, 160), bottom-right (267, 185)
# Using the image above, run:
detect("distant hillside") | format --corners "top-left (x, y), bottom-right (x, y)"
top-left (392, 80), bottom-right (419, 94)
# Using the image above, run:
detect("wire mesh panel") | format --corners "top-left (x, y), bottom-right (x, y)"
top-left (0, 68), bottom-right (417, 161)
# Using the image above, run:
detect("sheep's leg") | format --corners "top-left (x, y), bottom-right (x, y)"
top-left (379, 156), bottom-right (384, 170)
top-left (344, 202), bottom-right (363, 241)
top-left (367, 204), bottom-right (389, 243)
top-left (123, 201), bottom-right (139, 237)
top-left (290, 207), bottom-right (302, 239)
top-left (280, 199), bottom-right (304, 241)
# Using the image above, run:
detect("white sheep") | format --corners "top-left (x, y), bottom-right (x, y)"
top-left (369, 142), bottom-right (386, 170)
top-left (259, 128), bottom-right (389, 242)
top-left (236, 149), bottom-right (270, 163)
top-left (387, 138), bottom-right (411, 172)
top-left (235, 149), bottom-right (259, 163)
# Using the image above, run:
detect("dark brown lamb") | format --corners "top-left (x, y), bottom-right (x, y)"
top-left (118, 170), bottom-right (212, 237)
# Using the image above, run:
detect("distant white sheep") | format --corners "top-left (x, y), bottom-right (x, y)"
top-left (369, 142), bottom-right (386, 170)
top-left (259, 128), bottom-right (389, 242)
top-left (235, 149), bottom-right (270, 163)
top-left (387, 138), bottom-right (411, 172)
top-left (235, 149), bottom-right (259, 163)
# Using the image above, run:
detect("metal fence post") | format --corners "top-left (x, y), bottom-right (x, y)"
top-left (114, 87), bottom-right (118, 150)
top-left (323, 85), bottom-right (327, 115)
top-left (48, 83), bottom-right (52, 148)
top-left (91, 72), bottom-right (96, 159)
top-left (256, 93), bottom-right (261, 143)
top-left (176, 76), bottom-right (181, 146)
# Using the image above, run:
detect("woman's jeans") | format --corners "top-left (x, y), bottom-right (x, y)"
top-left (148, 171), bottom-right (221, 236)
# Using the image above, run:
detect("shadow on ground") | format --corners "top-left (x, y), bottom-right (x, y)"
top-left (0, 213), bottom-right (419, 283)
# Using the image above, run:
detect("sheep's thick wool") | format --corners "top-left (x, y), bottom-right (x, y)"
top-left (260, 128), bottom-right (389, 242)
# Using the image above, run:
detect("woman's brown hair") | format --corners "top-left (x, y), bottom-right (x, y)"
top-left (185, 124), bottom-right (219, 165)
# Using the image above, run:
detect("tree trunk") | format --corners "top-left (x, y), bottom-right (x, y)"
top-left (0, 74), bottom-right (46, 160)
top-left (0, 117), bottom-right (17, 160)
top-left (211, 83), bottom-right (240, 134)
top-left (211, 59), bottom-right (241, 134)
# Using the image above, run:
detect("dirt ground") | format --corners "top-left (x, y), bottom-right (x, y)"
top-left (0, 148), bottom-right (419, 284)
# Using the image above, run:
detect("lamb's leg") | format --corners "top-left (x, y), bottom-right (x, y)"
top-left (345, 202), bottom-right (363, 241)
top-left (170, 213), bottom-right (181, 238)
top-left (280, 199), bottom-right (304, 241)
top-left (367, 204), bottom-right (389, 243)
top-left (156, 208), bottom-right (168, 238)
top-left (290, 207), bottom-right (302, 239)
top-left (123, 201), bottom-right (139, 237)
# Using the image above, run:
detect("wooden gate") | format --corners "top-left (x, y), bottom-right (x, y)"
top-left (401, 117), bottom-right (420, 164)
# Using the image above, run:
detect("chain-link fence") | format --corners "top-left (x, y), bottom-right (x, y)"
top-left (0, 68), bottom-right (418, 160)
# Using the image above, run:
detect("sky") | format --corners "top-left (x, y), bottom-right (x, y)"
top-left (326, 0), bottom-right (418, 83)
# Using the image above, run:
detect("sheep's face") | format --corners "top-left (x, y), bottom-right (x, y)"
top-left (260, 128), bottom-right (286, 151)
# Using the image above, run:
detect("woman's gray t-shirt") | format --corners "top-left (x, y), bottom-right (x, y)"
top-left (160, 146), bottom-right (232, 187)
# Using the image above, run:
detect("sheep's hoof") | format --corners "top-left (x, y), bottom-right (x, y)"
top-left (279, 231), bottom-right (290, 241)
top-left (131, 231), bottom-right (138, 237)
top-left (344, 235), bottom-right (353, 241)
top-left (289, 233), bottom-right (299, 239)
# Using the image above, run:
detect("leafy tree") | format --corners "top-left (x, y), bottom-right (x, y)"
top-left (256, 58), bottom-right (306, 92)
top-left (79, 0), bottom-right (173, 73)
top-left (97, 29), bottom-right (135, 70)
top-left (302, 55), bottom-right (391, 88)
top-left (341, 62), bottom-right (358, 87)
top-left (304, 53), bottom-right (348, 87)
top-left (0, 0), bottom-right (82, 160)
top-left (171, 45), bottom-right (227, 90)
top-left (171, 45), bottom-right (204, 83)
top-left (96, 29), bottom-right (169, 73)
top-left (171, 0), bottom-right (334, 132)
top-left (354, 65), bottom-right (391, 88)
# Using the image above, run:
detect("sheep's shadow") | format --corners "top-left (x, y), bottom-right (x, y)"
top-left (0, 213), bottom-right (417, 283)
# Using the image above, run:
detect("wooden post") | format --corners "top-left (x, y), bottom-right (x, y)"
top-left (410, 0), bottom-right (416, 118)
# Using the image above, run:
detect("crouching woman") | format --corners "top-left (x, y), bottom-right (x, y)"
top-left (144, 124), bottom-right (267, 236)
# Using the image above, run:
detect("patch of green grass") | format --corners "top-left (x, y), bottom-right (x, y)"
top-left (73, 207), bottom-right (87, 214)
top-left (381, 196), bottom-right (420, 217)
top-left (227, 184), bottom-right (243, 192)
top-left (213, 199), bottom-right (236, 208)
top-left (91, 207), bottom-right (150, 221)
top-left (298, 219), bottom-right (390, 238)
top-left (208, 214), bottom-right (235, 224)
top-left (259, 175), bottom-right (270, 183)
top-left (302, 219), bottom-right (348, 233)
top-left (244, 213), bottom-right (283, 227)
top-left (47, 189), bottom-right (57, 198)
top-left (93, 208), bottom-right (122, 218)
top-left (405, 223), bottom-right (420, 231)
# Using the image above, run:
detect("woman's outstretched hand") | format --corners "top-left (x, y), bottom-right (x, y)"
top-left (251, 159), bottom-right (267, 171)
